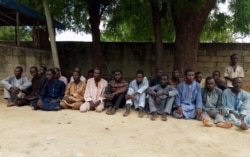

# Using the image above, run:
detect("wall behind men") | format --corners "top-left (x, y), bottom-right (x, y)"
top-left (0, 44), bottom-right (53, 79)
top-left (1, 42), bottom-right (250, 90)
top-left (57, 42), bottom-right (250, 88)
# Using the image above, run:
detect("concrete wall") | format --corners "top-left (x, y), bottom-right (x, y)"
top-left (1, 42), bottom-right (250, 90)
top-left (0, 44), bottom-right (53, 79)
top-left (57, 43), bottom-right (248, 74)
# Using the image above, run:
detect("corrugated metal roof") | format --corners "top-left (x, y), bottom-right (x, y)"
top-left (0, 0), bottom-right (65, 29)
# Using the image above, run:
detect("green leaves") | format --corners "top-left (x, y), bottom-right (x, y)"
top-left (229, 0), bottom-right (250, 37)
top-left (0, 26), bottom-right (32, 41)
top-left (9, 0), bottom-right (250, 42)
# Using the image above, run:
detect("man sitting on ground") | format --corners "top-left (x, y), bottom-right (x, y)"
top-left (173, 69), bottom-right (202, 119)
top-left (220, 77), bottom-right (250, 130)
top-left (60, 71), bottom-right (86, 110)
top-left (123, 70), bottom-right (149, 118)
top-left (15, 66), bottom-right (47, 106)
top-left (147, 74), bottom-right (178, 121)
top-left (0, 66), bottom-right (31, 106)
top-left (201, 76), bottom-right (233, 128)
top-left (80, 68), bottom-right (107, 112)
top-left (105, 70), bottom-right (128, 115)
top-left (32, 69), bottom-right (66, 111)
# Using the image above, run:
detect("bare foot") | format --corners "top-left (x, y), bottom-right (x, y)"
top-left (202, 118), bottom-right (213, 127)
top-left (110, 108), bottom-right (116, 115)
top-left (138, 108), bottom-right (144, 118)
top-left (123, 110), bottom-right (130, 117)
top-left (7, 103), bottom-right (15, 107)
top-left (216, 122), bottom-right (233, 128)
top-left (161, 113), bottom-right (167, 121)
top-left (240, 121), bottom-right (249, 130)
top-left (7, 99), bottom-right (16, 107)
top-left (123, 104), bottom-right (131, 117)
top-left (150, 112), bottom-right (157, 121)
top-left (106, 106), bottom-right (112, 115)
top-left (60, 103), bottom-right (69, 109)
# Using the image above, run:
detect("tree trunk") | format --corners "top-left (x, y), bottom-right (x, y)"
top-left (151, 0), bottom-right (164, 69)
top-left (171, 0), bottom-right (216, 74)
top-left (43, 1), bottom-right (60, 68)
top-left (87, 0), bottom-right (102, 68)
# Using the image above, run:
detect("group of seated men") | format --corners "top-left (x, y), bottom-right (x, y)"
top-left (0, 54), bottom-right (249, 131)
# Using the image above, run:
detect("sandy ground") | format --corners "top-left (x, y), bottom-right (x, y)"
top-left (0, 98), bottom-right (250, 157)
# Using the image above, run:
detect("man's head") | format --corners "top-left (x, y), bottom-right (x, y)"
top-left (93, 68), bottom-right (102, 81)
top-left (212, 70), bottom-right (220, 80)
top-left (205, 76), bottom-right (216, 91)
top-left (172, 69), bottom-right (180, 79)
top-left (195, 71), bottom-right (202, 83)
top-left (74, 67), bottom-right (82, 74)
top-left (14, 66), bottom-right (23, 78)
top-left (135, 70), bottom-right (144, 84)
top-left (72, 71), bottom-right (80, 82)
top-left (160, 74), bottom-right (168, 87)
top-left (39, 66), bottom-right (47, 76)
top-left (184, 69), bottom-right (195, 84)
top-left (232, 77), bottom-right (242, 92)
top-left (114, 70), bottom-right (123, 82)
top-left (87, 69), bottom-right (94, 79)
top-left (46, 69), bottom-right (56, 81)
top-left (54, 67), bottom-right (61, 79)
top-left (109, 70), bottom-right (115, 81)
top-left (230, 54), bottom-right (239, 65)
top-left (155, 68), bottom-right (163, 78)
top-left (30, 66), bottom-right (39, 78)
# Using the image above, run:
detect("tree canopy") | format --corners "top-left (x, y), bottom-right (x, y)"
top-left (10, 0), bottom-right (249, 43)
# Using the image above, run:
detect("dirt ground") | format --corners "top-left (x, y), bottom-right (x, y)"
top-left (0, 98), bottom-right (250, 157)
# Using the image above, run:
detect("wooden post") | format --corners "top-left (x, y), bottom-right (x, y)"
top-left (15, 12), bottom-right (20, 46)
top-left (43, 1), bottom-right (60, 68)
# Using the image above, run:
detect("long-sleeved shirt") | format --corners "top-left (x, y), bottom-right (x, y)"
top-left (222, 88), bottom-right (249, 115)
top-left (0, 75), bottom-right (31, 90)
top-left (224, 65), bottom-right (244, 87)
top-left (147, 84), bottom-right (178, 99)
top-left (39, 79), bottom-right (66, 100)
top-left (28, 75), bottom-right (47, 97)
top-left (84, 78), bottom-right (108, 102)
top-left (128, 79), bottom-right (149, 94)
top-left (70, 75), bottom-right (86, 83)
top-left (201, 87), bottom-right (222, 111)
top-left (175, 81), bottom-right (202, 118)
top-left (64, 80), bottom-right (86, 101)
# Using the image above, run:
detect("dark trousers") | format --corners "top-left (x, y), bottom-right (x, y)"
top-left (105, 86), bottom-right (126, 109)
top-left (106, 93), bottom-right (126, 109)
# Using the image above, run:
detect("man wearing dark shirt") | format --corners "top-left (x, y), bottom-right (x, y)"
top-left (150, 68), bottom-right (163, 87)
top-left (32, 69), bottom-right (65, 111)
top-left (105, 70), bottom-right (128, 115)
top-left (15, 66), bottom-right (47, 106)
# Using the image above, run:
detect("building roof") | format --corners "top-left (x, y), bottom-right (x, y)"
top-left (0, 0), bottom-right (65, 29)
